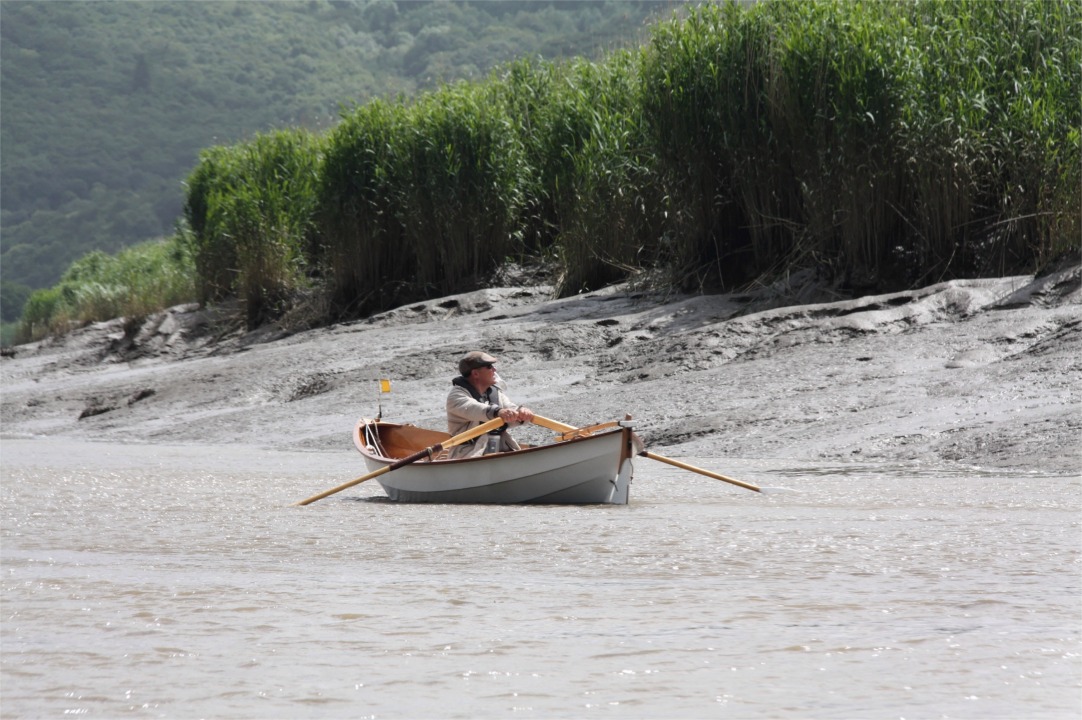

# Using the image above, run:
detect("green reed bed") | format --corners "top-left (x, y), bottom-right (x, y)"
top-left (397, 82), bottom-right (525, 300)
top-left (493, 53), bottom-right (672, 295)
top-left (191, 0), bottom-right (1080, 322)
top-left (491, 58), bottom-right (560, 257)
top-left (22, 0), bottom-right (1076, 340)
top-left (184, 145), bottom-right (241, 306)
top-left (543, 54), bottom-right (667, 294)
top-left (318, 85), bottom-right (527, 317)
top-left (897, 0), bottom-right (1081, 278)
top-left (16, 238), bottom-right (195, 343)
top-left (641, 0), bottom-right (1079, 290)
top-left (317, 100), bottom-right (412, 318)
top-left (640, 1), bottom-right (773, 288)
top-left (183, 129), bottom-right (324, 328)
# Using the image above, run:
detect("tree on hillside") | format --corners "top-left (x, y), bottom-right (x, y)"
top-left (0, 0), bottom-right (669, 321)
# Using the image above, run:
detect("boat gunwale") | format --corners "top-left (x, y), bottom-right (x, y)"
top-left (353, 418), bottom-right (628, 466)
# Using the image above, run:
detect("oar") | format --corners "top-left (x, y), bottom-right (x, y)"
top-left (293, 417), bottom-right (506, 506)
top-left (555, 420), bottom-right (622, 441)
top-left (531, 414), bottom-right (761, 493)
top-left (638, 451), bottom-right (760, 493)
top-left (532, 415), bottom-right (609, 436)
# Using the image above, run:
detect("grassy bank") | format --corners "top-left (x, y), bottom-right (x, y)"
top-left (16, 0), bottom-right (1080, 342)
top-left (15, 237), bottom-right (195, 344)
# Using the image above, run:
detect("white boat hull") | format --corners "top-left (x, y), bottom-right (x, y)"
top-left (354, 420), bottom-right (638, 504)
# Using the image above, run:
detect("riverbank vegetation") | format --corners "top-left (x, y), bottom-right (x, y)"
top-left (2, 0), bottom-right (667, 296)
top-left (14, 238), bottom-right (194, 343)
top-left (14, 0), bottom-right (1080, 343)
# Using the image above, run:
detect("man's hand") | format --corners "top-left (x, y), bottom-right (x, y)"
top-left (499, 407), bottom-right (535, 425)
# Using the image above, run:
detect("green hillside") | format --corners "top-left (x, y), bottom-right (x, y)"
top-left (0, 0), bottom-right (674, 309)
top-left (8, 0), bottom-right (1079, 347)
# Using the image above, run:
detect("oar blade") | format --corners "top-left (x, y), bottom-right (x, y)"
top-left (643, 451), bottom-right (761, 493)
top-left (292, 465), bottom-right (392, 506)
top-left (532, 414), bottom-right (760, 494)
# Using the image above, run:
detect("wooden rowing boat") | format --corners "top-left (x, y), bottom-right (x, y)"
top-left (353, 418), bottom-right (642, 504)
top-left (294, 413), bottom-right (759, 507)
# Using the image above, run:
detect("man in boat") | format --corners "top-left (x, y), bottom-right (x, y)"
top-left (447, 351), bottom-right (534, 459)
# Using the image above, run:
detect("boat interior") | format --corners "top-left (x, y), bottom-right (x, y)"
top-left (360, 422), bottom-right (451, 460)
top-left (358, 418), bottom-right (627, 462)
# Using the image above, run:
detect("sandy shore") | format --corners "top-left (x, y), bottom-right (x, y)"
top-left (2, 264), bottom-right (1078, 477)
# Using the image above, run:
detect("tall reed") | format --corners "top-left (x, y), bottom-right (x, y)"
top-left (494, 54), bottom-right (670, 295)
top-left (491, 57), bottom-right (561, 256)
top-left (184, 129), bottom-right (323, 328)
top-left (317, 99), bottom-right (415, 317)
top-left (184, 145), bottom-right (238, 303)
top-left (640, 1), bottom-right (768, 289)
top-left (897, 0), bottom-right (1081, 280)
top-left (640, 0), bottom-right (1080, 290)
top-left (547, 54), bottom-right (666, 294)
top-left (172, 0), bottom-right (1078, 331)
top-left (400, 81), bottom-right (526, 297)
top-left (318, 87), bottom-right (526, 317)
top-left (763, 0), bottom-right (914, 286)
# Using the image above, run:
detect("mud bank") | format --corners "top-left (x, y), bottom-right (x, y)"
top-left (2, 265), bottom-right (1078, 476)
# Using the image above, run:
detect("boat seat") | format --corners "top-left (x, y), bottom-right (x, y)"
top-left (379, 424), bottom-right (451, 459)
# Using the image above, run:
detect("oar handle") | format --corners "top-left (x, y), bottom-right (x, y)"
top-left (294, 417), bottom-right (505, 506)
top-left (531, 415), bottom-right (576, 433)
top-left (532, 415), bottom-right (621, 440)
top-left (436, 416), bottom-right (507, 452)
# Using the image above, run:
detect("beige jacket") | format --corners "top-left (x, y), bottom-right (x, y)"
top-left (446, 378), bottom-right (523, 459)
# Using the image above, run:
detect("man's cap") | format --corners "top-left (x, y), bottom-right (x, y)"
top-left (459, 351), bottom-right (498, 376)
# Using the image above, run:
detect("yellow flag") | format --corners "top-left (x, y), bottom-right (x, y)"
top-left (379, 379), bottom-right (392, 394)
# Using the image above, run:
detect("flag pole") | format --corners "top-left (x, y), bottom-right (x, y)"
top-left (376, 379), bottom-right (391, 420)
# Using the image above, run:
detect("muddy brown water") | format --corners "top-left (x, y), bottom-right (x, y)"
top-left (2, 438), bottom-right (1078, 718)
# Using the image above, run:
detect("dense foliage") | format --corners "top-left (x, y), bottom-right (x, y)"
top-left (641, 0), bottom-right (1080, 290)
top-left (16, 238), bottom-right (195, 343)
top-left (12, 0), bottom-right (1080, 343)
top-left (185, 129), bottom-right (326, 328)
top-left (0, 0), bottom-right (669, 298)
